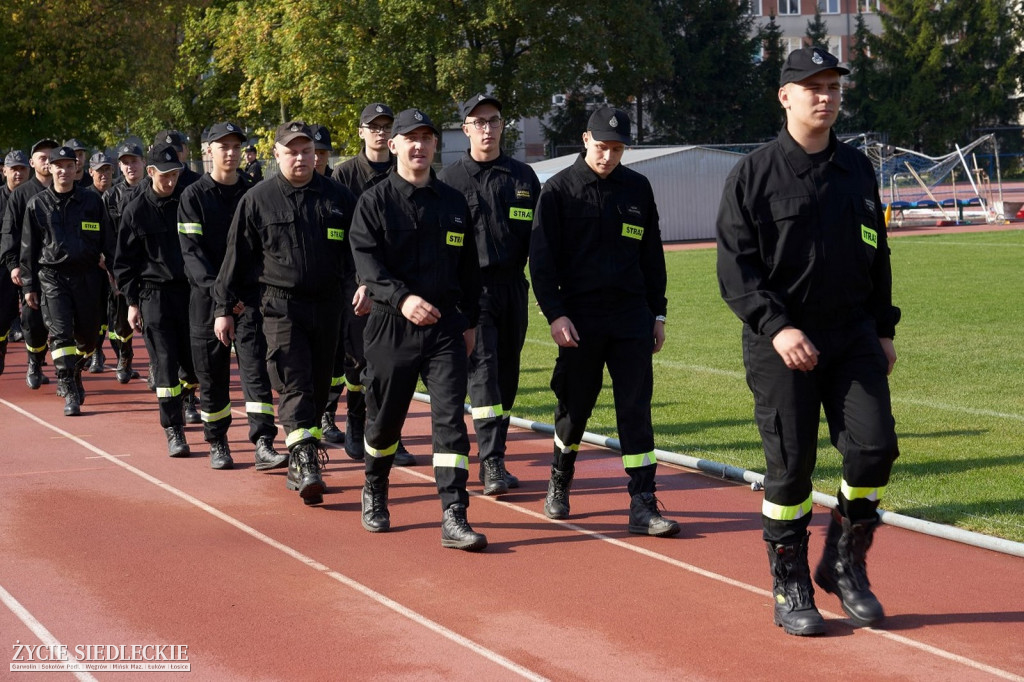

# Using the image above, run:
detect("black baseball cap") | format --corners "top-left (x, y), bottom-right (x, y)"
top-left (244, 144), bottom-right (257, 153)
top-left (310, 124), bottom-right (333, 151)
top-left (63, 138), bottom-right (89, 152)
top-left (4, 150), bottom-right (29, 168)
top-left (462, 93), bottom-right (502, 119)
top-left (780, 46), bottom-right (850, 86)
top-left (391, 109), bottom-right (439, 138)
top-left (30, 139), bottom-right (60, 155)
top-left (360, 103), bottom-right (394, 125)
top-left (117, 141), bottom-right (144, 159)
top-left (48, 146), bottom-right (78, 164)
top-left (154, 130), bottom-right (186, 151)
top-left (148, 142), bottom-right (184, 173)
top-left (204, 122), bottom-right (246, 144)
top-left (275, 121), bottom-right (313, 146)
top-left (587, 106), bottom-right (632, 145)
top-left (89, 152), bottom-right (113, 170)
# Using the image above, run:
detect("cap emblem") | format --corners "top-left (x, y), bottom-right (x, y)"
top-left (812, 50), bottom-right (824, 65)
top-left (165, 135), bottom-right (173, 144)
top-left (164, 151), bottom-right (174, 161)
top-left (609, 116), bottom-right (619, 128)
top-left (375, 105), bottom-right (383, 113)
top-left (226, 124), bottom-right (236, 131)
top-left (290, 124), bottom-right (300, 132)
top-left (314, 132), bottom-right (322, 140)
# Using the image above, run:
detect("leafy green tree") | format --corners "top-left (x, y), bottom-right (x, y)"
top-left (840, 12), bottom-right (880, 135)
top-left (745, 14), bottom-right (787, 143)
top-left (805, 6), bottom-right (829, 48)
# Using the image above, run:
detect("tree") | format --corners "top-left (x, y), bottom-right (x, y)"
top-left (871, 0), bottom-right (1023, 152)
top-left (745, 14), bottom-right (787, 143)
top-left (805, 5), bottom-right (829, 48)
top-left (541, 91), bottom-right (596, 157)
top-left (840, 12), bottom-right (881, 136)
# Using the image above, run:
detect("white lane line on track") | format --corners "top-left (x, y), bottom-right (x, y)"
top-left (394, 461), bottom-right (1024, 681)
top-left (6, 399), bottom-right (1021, 682)
top-left (0, 399), bottom-right (548, 682)
top-left (0, 583), bottom-right (99, 682)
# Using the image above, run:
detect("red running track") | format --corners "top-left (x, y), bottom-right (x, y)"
top-left (1, 345), bottom-right (1022, 681)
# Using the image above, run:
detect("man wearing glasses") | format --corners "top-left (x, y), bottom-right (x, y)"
top-left (438, 93), bottom-right (540, 496)
top-left (333, 103), bottom-right (415, 466)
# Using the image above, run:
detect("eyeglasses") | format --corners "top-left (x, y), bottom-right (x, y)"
top-left (361, 124), bottom-right (392, 135)
top-left (466, 116), bottom-right (504, 131)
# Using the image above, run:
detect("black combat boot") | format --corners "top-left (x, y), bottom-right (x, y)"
top-left (165, 426), bottom-right (191, 458)
top-left (814, 510), bottom-right (885, 626)
top-left (209, 437), bottom-right (233, 470)
top-left (628, 492), bottom-right (681, 537)
top-left (88, 338), bottom-right (105, 373)
top-left (393, 439), bottom-right (415, 466)
top-left (479, 457), bottom-right (510, 496)
top-left (344, 413), bottom-right (365, 460)
top-left (182, 387), bottom-right (201, 424)
top-left (73, 355), bottom-right (87, 405)
top-left (253, 436), bottom-right (288, 470)
top-left (320, 411), bottom-right (343, 443)
top-left (767, 533), bottom-right (826, 636)
top-left (115, 341), bottom-right (138, 384)
top-left (441, 503), bottom-right (487, 551)
top-left (26, 351), bottom-right (46, 389)
top-left (361, 480), bottom-right (390, 532)
top-left (0, 339), bottom-right (7, 375)
top-left (543, 465), bottom-right (574, 519)
top-left (58, 374), bottom-right (81, 416)
top-left (286, 441), bottom-right (326, 505)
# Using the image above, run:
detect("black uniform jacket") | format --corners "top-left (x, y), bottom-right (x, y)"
top-left (529, 153), bottom-right (667, 324)
top-left (103, 178), bottom-right (142, 235)
top-left (114, 185), bottom-right (187, 308)
top-left (438, 151), bottom-right (540, 278)
top-left (1, 177), bottom-right (48, 272)
top-left (19, 186), bottom-right (114, 294)
top-left (349, 170), bottom-right (481, 328)
top-left (333, 150), bottom-right (393, 196)
top-left (178, 173), bottom-right (253, 302)
top-left (213, 172), bottom-right (357, 317)
top-left (716, 128), bottom-right (900, 339)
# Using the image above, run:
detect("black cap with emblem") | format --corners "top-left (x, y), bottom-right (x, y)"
top-left (360, 103), bottom-right (394, 125)
top-left (391, 109), bottom-right (439, 138)
top-left (204, 122), bottom-right (246, 144)
top-left (148, 142), bottom-right (184, 173)
top-left (586, 106), bottom-right (632, 145)
top-left (47, 146), bottom-right (78, 164)
top-left (780, 46), bottom-right (850, 86)
top-left (461, 93), bottom-right (502, 119)
top-left (310, 124), bottom-right (333, 151)
top-left (275, 121), bottom-right (314, 146)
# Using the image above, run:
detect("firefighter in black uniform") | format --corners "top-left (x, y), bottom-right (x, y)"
top-left (154, 130), bottom-right (202, 191)
top-left (0, 150), bottom-right (31, 375)
top-left (214, 121), bottom-right (357, 506)
top-left (65, 138), bottom-right (93, 190)
top-left (311, 124), bottom-right (334, 178)
top-left (86, 152), bottom-right (115, 374)
top-left (103, 142), bottom-right (146, 384)
top-left (179, 121), bottom-right (288, 471)
top-left (114, 142), bottom-right (200, 457)
top-left (530, 106), bottom-right (679, 538)
top-left (438, 93), bottom-right (539, 496)
top-left (331, 103), bottom-right (416, 466)
top-left (243, 146), bottom-right (263, 184)
top-left (2, 138), bottom-right (60, 389)
top-left (716, 47), bottom-right (900, 637)
top-left (350, 108), bottom-right (486, 551)
top-left (19, 146), bottom-right (113, 415)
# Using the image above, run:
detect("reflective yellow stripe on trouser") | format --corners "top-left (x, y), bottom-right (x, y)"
top-left (345, 379), bottom-right (363, 392)
top-left (25, 341), bottom-right (47, 353)
top-left (202, 403), bottom-right (232, 423)
top-left (246, 401), bottom-right (275, 416)
top-left (330, 375), bottom-right (344, 387)
top-left (841, 480), bottom-right (886, 502)
top-left (365, 440), bottom-right (399, 458)
top-left (180, 378), bottom-right (198, 390)
top-left (285, 428), bottom-right (319, 448)
top-left (433, 453), bottom-right (469, 470)
top-left (553, 434), bottom-right (579, 454)
top-left (471, 404), bottom-right (503, 420)
top-left (107, 330), bottom-right (133, 343)
top-left (622, 451), bottom-right (657, 469)
top-left (51, 345), bottom-right (79, 361)
top-left (156, 384), bottom-right (183, 399)
top-left (762, 494), bottom-right (814, 521)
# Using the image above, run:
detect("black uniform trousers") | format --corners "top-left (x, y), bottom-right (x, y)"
top-left (190, 290), bottom-right (277, 444)
top-left (106, 287), bottom-right (133, 352)
top-left (20, 295), bottom-right (49, 357)
top-left (0, 272), bottom-right (18, 348)
top-left (363, 306), bottom-right (471, 510)
top-left (743, 318), bottom-right (900, 544)
top-left (38, 267), bottom-right (104, 376)
top-left (140, 285), bottom-right (196, 428)
top-left (261, 291), bottom-right (342, 450)
top-left (326, 283), bottom-right (368, 423)
top-left (551, 307), bottom-right (657, 496)
top-left (468, 276), bottom-right (528, 461)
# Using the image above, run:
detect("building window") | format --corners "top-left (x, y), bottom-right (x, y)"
top-left (858, 0), bottom-right (880, 12)
top-left (778, 0), bottom-right (800, 15)
top-left (826, 35), bottom-right (843, 60)
top-left (746, 0), bottom-right (763, 15)
top-left (783, 36), bottom-right (804, 55)
top-left (818, 0), bottom-right (840, 13)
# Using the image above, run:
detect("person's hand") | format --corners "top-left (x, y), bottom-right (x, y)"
top-left (353, 285), bottom-right (371, 316)
top-left (24, 292), bottom-right (39, 309)
top-left (772, 326), bottom-right (819, 372)
top-left (400, 295), bottom-right (440, 325)
top-left (128, 305), bottom-right (143, 334)
top-left (879, 337), bottom-right (897, 376)
top-left (232, 301), bottom-right (245, 315)
top-left (11, 267), bottom-right (23, 287)
top-left (214, 315), bottom-right (236, 347)
top-left (549, 316), bottom-right (579, 348)
top-left (463, 327), bottom-right (476, 356)
top-left (653, 319), bottom-right (666, 354)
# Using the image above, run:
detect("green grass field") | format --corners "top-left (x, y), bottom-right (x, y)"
top-left (509, 229), bottom-right (1024, 543)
